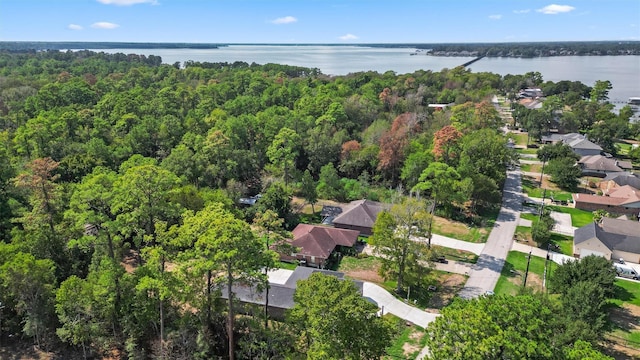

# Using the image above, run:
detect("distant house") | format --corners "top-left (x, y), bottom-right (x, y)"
top-left (562, 133), bottom-right (603, 157)
top-left (539, 133), bottom-right (603, 157)
top-left (517, 88), bottom-right (543, 99)
top-left (332, 199), bottom-right (386, 236)
top-left (572, 185), bottom-right (640, 216)
top-left (518, 98), bottom-right (543, 110)
top-left (578, 155), bottom-right (633, 177)
top-left (428, 103), bottom-right (453, 111)
top-left (573, 218), bottom-right (640, 263)
top-left (221, 267), bottom-right (363, 320)
top-left (238, 194), bottom-right (261, 206)
top-left (279, 224), bottom-right (360, 269)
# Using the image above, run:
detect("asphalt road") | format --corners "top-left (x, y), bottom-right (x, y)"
top-left (458, 168), bottom-right (523, 299)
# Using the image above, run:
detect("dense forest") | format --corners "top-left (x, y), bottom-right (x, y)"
top-left (0, 49), bottom-right (633, 359)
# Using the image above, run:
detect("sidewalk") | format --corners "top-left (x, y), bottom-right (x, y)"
top-left (511, 242), bottom-right (575, 265)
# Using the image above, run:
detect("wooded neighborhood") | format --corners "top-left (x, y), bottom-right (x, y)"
top-left (0, 48), bottom-right (639, 359)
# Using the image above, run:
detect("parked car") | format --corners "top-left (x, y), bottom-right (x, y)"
top-left (614, 263), bottom-right (639, 280)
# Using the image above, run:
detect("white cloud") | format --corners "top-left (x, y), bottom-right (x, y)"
top-left (537, 4), bottom-right (576, 14)
top-left (97, 0), bottom-right (157, 5)
top-left (68, 24), bottom-right (83, 30)
top-left (489, 14), bottom-right (502, 20)
top-left (513, 9), bottom-right (530, 14)
top-left (91, 22), bottom-right (120, 29)
top-left (271, 16), bottom-right (297, 25)
top-left (339, 33), bottom-right (358, 40)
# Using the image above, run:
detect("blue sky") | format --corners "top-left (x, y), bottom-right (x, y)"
top-left (1, 0), bottom-right (638, 43)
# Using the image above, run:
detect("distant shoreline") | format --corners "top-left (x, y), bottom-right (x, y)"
top-left (1, 41), bottom-right (639, 58)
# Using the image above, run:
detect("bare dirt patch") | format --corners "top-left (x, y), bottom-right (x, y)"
top-left (426, 273), bottom-right (466, 311)
top-left (401, 330), bottom-right (425, 357)
top-left (344, 268), bottom-right (385, 284)
top-left (432, 216), bottom-right (489, 242)
top-left (606, 303), bottom-right (640, 359)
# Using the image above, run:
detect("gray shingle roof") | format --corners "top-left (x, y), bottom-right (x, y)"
top-left (603, 173), bottom-right (640, 189)
top-left (221, 267), bottom-right (362, 310)
top-left (574, 218), bottom-right (640, 254)
top-left (332, 199), bottom-right (386, 228)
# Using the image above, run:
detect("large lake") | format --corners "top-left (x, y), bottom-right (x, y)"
top-left (92, 45), bottom-right (640, 104)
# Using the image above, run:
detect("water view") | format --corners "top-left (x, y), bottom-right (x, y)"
top-left (91, 45), bottom-right (640, 103)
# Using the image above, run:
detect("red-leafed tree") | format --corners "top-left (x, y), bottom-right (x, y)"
top-left (379, 87), bottom-right (398, 112)
top-left (432, 125), bottom-right (462, 166)
top-left (474, 100), bottom-right (501, 130)
top-left (378, 113), bottom-right (419, 182)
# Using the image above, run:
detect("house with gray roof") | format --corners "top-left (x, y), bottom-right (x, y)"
top-left (578, 155), bottom-right (633, 177)
top-left (562, 133), bottom-right (603, 157)
top-left (600, 172), bottom-right (640, 191)
top-left (332, 199), bottom-right (386, 236)
top-left (540, 132), bottom-right (603, 156)
top-left (573, 218), bottom-right (640, 263)
top-left (220, 267), bottom-right (363, 320)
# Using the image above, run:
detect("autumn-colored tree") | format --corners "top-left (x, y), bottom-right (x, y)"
top-left (14, 157), bottom-right (60, 235)
top-left (432, 125), bottom-right (462, 165)
top-left (378, 87), bottom-right (398, 111)
top-left (377, 113), bottom-right (419, 182)
top-left (473, 100), bottom-right (502, 130)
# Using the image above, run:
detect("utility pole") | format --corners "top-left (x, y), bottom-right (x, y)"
top-left (523, 250), bottom-right (532, 288)
top-left (539, 188), bottom-right (547, 222)
top-left (539, 158), bottom-right (546, 186)
top-left (543, 244), bottom-right (550, 290)
top-left (427, 197), bottom-right (435, 249)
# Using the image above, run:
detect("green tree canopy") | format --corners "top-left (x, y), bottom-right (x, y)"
top-left (288, 272), bottom-right (393, 360)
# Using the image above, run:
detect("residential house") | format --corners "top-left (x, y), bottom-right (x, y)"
top-left (517, 88), bottom-right (543, 99)
top-left (562, 133), bottom-right (603, 157)
top-left (221, 267), bottom-right (363, 320)
top-left (599, 172), bottom-right (640, 192)
top-left (572, 185), bottom-right (640, 216)
top-left (578, 155), bottom-right (633, 177)
top-left (573, 218), bottom-right (640, 263)
top-left (279, 224), bottom-right (360, 268)
top-left (539, 133), bottom-right (603, 157)
top-left (332, 199), bottom-right (386, 236)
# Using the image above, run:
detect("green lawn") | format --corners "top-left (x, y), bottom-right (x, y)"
top-left (548, 233), bottom-right (574, 256)
top-left (611, 279), bottom-right (640, 307)
top-left (516, 147), bottom-right (539, 155)
top-left (337, 255), bottom-right (382, 273)
top-left (514, 225), bottom-right (573, 256)
top-left (384, 314), bottom-right (427, 359)
top-left (508, 133), bottom-right (529, 147)
top-left (432, 209), bottom-right (498, 243)
top-left (494, 251), bottom-right (558, 296)
top-left (607, 280), bottom-right (640, 351)
top-left (520, 213), bottom-right (537, 222)
top-left (545, 205), bottom-right (594, 227)
top-left (520, 163), bottom-right (543, 173)
top-left (276, 261), bottom-right (298, 270)
top-left (431, 245), bottom-right (478, 264)
top-left (615, 141), bottom-right (633, 155)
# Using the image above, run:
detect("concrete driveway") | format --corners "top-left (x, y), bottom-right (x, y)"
top-left (362, 282), bottom-right (439, 329)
